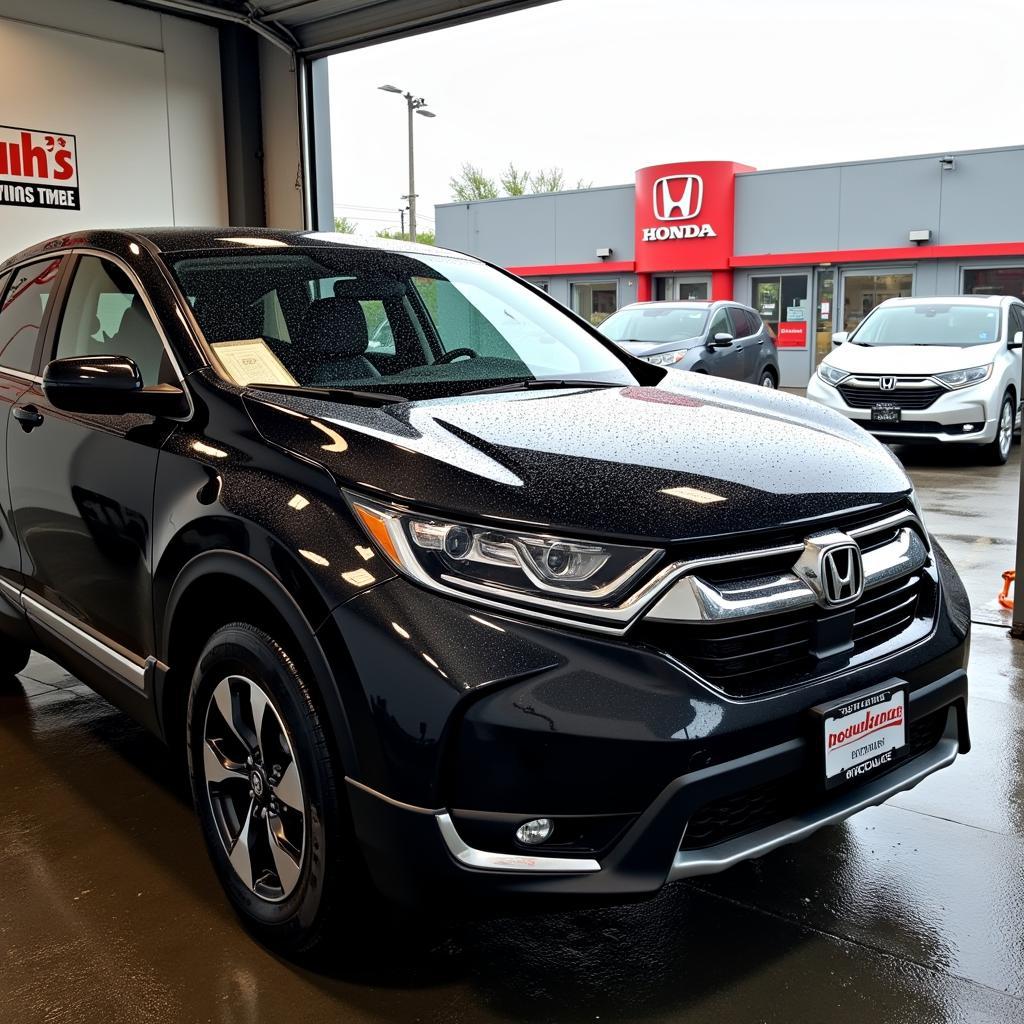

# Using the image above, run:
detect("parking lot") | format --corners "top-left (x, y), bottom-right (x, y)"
top-left (1, 446), bottom-right (1021, 1024)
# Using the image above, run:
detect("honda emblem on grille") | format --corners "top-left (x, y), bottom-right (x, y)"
top-left (879, 376), bottom-right (897, 391)
top-left (820, 545), bottom-right (864, 605)
top-left (794, 531), bottom-right (865, 608)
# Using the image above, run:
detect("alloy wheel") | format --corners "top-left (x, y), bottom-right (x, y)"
top-left (1000, 400), bottom-right (1013, 458)
top-left (761, 373), bottom-right (776, 389)
top-left (202, 675), bottom-right (306, 902)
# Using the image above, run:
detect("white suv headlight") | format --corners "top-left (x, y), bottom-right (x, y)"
top-left (818, 363), bottom-right (849, 386)
top-left (933, 364), bottom-right (993, 389)
top-left (346, 493), bottom-right (662, 613)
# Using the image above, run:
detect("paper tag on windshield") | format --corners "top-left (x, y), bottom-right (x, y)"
top-left (211, 338), bottom-right (298, 387)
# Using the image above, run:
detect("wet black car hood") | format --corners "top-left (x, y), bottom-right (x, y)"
top-left (243, 375), bottom-right (912, 545)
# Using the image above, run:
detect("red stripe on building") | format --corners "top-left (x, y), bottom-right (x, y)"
top-left (729, 241), bottom-right (1024, 268)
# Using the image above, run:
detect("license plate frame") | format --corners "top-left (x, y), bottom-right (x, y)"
top-left (812, 682), bottom-right (907, 790)
top-left (871, 403), bottom-right (901, 423)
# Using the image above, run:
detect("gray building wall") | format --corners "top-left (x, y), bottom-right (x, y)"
top-left (734, 146), bottom-right (1024, 256)
top-left (436, 184), bottom-right (636, 266)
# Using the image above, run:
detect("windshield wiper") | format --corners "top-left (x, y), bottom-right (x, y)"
top-left (461, 378), bottom-right (626, 396)
top-left (246, 383), bottom-right (406, 406)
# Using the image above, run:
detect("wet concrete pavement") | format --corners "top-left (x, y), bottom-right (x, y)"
top-left (1, 449), bottom-right (1023, 1023)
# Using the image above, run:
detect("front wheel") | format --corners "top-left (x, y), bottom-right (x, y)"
top-left (759, 369), bottom-right (777, 389)
top-left (187, 622), bottom-right (364, 954)
top-left (982, 391), bottom-right (1015, 465)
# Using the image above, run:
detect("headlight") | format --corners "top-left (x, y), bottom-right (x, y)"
top-left (646, 351), bottom-right (685, 365)
top-left (817, 363), bottom-right (849, 386)
top-left (933, 364), bottom-right (993, 389)
top-left (346, 494), bottom-right (661, 612)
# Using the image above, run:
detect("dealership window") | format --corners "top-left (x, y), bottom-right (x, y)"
top-left (570, 281), bottom-right (617, 326)
top-left (654, 276), bottom-right (710, 301)
top-left (841, 272), bottom-right (912, 333)
top-left (751, 274), bottom-right (810, 347)
top-left (963, 267), bottom-right (1024, 301)
top-left (0, 257), bottom-right (63, 374)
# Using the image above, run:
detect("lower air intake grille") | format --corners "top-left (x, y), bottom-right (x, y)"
top-left (679, 709), bottom-right (949, 850)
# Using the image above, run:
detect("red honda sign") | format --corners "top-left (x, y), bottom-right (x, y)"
top-left (634, 161), bottom-right (753, 274)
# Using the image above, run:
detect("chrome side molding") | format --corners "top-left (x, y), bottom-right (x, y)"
top-left (645, 524), bottom-right (927, 624)
top-left (22, 594), bottom-right (157, 691)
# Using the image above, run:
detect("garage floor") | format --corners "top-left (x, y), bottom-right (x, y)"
top-left (1, 448), bottom-right (1022, 1024)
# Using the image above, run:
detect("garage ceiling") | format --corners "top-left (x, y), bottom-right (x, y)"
top-left (129, 0), bottom-right (556, 57)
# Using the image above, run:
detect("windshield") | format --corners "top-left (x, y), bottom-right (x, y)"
top-left (601, 306), bottom-right (708, 344)
top-left (851, 303), bottom-right (1002, 347)
top-left (166, 247), bottom-right (636, 399)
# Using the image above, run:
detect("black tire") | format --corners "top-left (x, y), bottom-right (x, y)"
top-left (982, 391), bottom-right (1015, 465)
top-left (0, 640), bottom-right (31, 688)
top-left (187, 622), bottom-right (363, 954)
top-left (759, 367), bottom-right (778, 389)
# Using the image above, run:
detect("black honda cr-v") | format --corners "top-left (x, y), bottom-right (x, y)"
top-left (0, 229), bottom-right (970, 952)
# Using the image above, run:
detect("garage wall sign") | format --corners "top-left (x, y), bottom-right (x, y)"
top-left (0, 126), bottom-right (79, 210)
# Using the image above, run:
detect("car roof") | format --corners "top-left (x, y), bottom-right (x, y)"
top-left (878, 294), bottom-right (1014, 308)
top-left (0, 227), bottom-right (474, 273)
top-left (615, 300), bottom-right (741, 312)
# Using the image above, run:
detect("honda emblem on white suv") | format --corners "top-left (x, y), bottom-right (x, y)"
top-left (879, 376), bottom-right (898, 391)
top-left (653, 174), bottom-right (703, 221)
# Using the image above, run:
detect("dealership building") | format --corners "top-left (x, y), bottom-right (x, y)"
top-left (436, 145), bottom-right (1024, 386)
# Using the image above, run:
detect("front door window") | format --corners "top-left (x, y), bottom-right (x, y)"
top-left (841, 272), bottom-right (913, 333)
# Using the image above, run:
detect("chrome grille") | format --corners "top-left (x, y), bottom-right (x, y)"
top-left (636, 511), bottom-right (934, 699)
top-left (838, 383), bottom-right (945, 409)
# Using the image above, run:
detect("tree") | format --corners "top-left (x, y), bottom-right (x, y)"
top-left (530, 167), bottom-right (565, 193)
top-left (449, 162), bottom-right (499, 202)
top-left (500, 162), bottom-right (532, 197)
top-left (334, 215), bottom-right (359, 233)
top-left (449, 163), bottom-right (591, 201)
top-left (376, 227), bottom-right (436, 246)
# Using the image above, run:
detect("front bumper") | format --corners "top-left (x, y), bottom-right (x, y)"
top-left (344, 650), bottom-right (968, 908)
top-left (805, 374), bottom-right (998, 444)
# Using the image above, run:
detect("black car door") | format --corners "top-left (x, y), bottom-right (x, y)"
top-left (0, 256), bottom-right (65, 639)
top-left (6, 251), bottom-right (182, 690)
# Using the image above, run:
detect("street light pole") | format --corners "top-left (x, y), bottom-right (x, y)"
top-left (379, 84), bottom-right (436, 243)
top-left (406, 94), bottom-right (417, 242)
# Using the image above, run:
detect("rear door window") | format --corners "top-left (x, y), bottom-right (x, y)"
top-left (0, 258), bottom-right (63, 373)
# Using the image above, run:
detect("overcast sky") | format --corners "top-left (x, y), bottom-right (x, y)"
top-left (327, 0), bottom-right (1023, 236)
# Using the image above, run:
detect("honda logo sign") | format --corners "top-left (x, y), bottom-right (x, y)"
top-left (879, 376), bottom-right (898, 391)
top-left (642, 173), bottom-right (717, 242)
top-left (653, 174), bottom-right (703, 221)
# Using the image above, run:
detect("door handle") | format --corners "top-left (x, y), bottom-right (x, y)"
top-left (13, 405), bottom-right (44, 431)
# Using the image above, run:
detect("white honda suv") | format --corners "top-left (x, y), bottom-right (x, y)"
top-left (807, 295), bottom-right (1024, 464)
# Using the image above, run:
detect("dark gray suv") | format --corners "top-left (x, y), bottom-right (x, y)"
top-left (600, 300), bottom-right (780, 387)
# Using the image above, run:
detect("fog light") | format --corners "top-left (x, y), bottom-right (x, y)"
top-left (962, 424), bottom-right (974, 433)
top-left (516, 818), bottom-right (554, 845)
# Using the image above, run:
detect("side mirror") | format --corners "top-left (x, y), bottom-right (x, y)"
top-left (832, 332), bottom-right (849, 346)
top-left (709, 332), bottom-right (734, 348)
top-left (42, 355), bottom-right (188, 416)
top-left (1011, 330), bottom-right (1024, 350)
